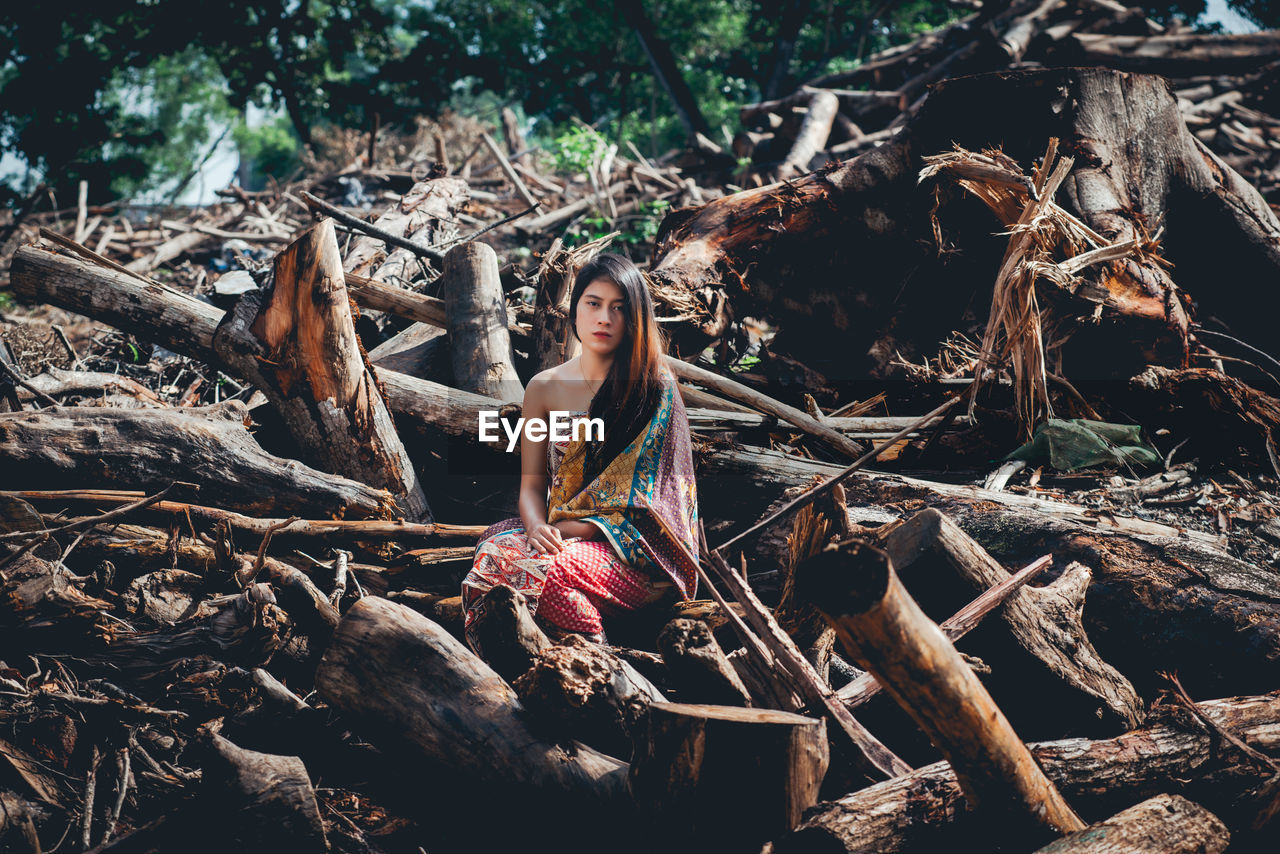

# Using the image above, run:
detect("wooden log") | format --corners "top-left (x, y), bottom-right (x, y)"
top-left (656, 618), bottom-right (752, 706)
top-left (198, 732), bottom-right (328, 853)
top-left (1031, 794), bottom-right (1228, 854)
top-left (441, 241), bottom-right (524, 401)
top-left (1065, 31), bottom-right (1280, 76)
top-left (315, 597), bottom-right (630, 813)
top-left (701, 444), bottom-right (1280, 700)
top-left (798, 539), bottom-right (1085, 843)
top-left (464, 583), bottom-right (552, 683)
top-left (340, 176), bottom-right (470, 282)
top-left (8, 243), bottom-right (505, 445)
top-left (0, 403), bottom-right (396, 519)
top-left (214, 218), bottom-right (429, 520)
top-left (666, 357), bottom-right (865, 460)
top-left (630, 701), bottom-right (828, 849)
top-left (877, 509), bottom-right (1143, 727)
top-left (530, 238), bottom-right (584, 372)
top-left (777, 90), bottom-right (840, 179)
top-left (784, 693), bottom-right (1280, 853)
top-left (513, 634), bottom-right (664, 759)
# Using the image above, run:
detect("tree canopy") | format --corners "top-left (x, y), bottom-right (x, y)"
top-left (0, 0), bottom-right (1267, 205)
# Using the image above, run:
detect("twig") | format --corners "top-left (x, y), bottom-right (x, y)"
top-left (0, 359), bottom-right (61, 407)
top-left (243, 516), bottom-right (301, 585)
top-left (0, 532), bottom-right (51, 573)
top-left (81, 745), bottom-right (102, 851)
top-left (329, 549), bottom-right (350, 608)
top-left (699, 544), bottom-right (911, 778)
top-left (101, 747), bottom-right (131, 846)
top-left (299, 192), bottom-right (446, 264)
top-left (479, 131), bottom-right (541, 209)
top-left (0, 482), bottom-right (194, 543)
top-left (714, 395), bottom-right (962, 554)
top-left (428, 204), bottom-right (540, 252)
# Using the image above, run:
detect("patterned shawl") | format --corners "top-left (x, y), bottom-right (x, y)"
top-left (548, 368), bottom-right (700, 599)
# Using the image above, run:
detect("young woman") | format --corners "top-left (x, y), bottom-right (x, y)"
top-left (462, 253), bottom-right (700, 648)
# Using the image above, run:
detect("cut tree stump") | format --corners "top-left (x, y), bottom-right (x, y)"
top-left (0, 402), bottom-right (396, 519)
top-left (1031, 794), bottom-right (1228, 854)
top-left (629, 701), bottom-right (829, 850)
top-left (214, 218), bottom-right (429, 521)
top-left (798, 539), bottom-right (1085, 845)
top-left (442, 241), bottom-right (524, 401)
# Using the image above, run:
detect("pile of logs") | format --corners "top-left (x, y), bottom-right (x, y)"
top-left (5, 7), bottom-right (1280, 852)
top-left (734, 0), bottom-right (1280, 204)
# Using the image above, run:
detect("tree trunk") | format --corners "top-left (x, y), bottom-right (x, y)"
top-left (618, 0), bottom-right (713, 142)
top-left (442, 241), bottom-right (524, 402)
top-left (512, 633), bottom-right (664, 760)
top-left (656, 618), bottom-right (752, 707)
top-left (798, 539), bottom-right (1085, 845)
top-left (1031, 794), bottom-right (1228, 854)
top-left (777, 90), bottom-right (840, 179)
top-left (198, 732), bottom-right (328, 853)
top-left (0, 402), bottom-right (395, 519)
top-left (783, 693), bottom-right (1280, 854)
top-left (650, 67), bottom-right (1280, 377)
top-left (314, 597), bottom-right (630, 814)
top-left (7, 244), bottom-right (506, 446)
top-left (701, 445), bottom-right (1280, 703)
top-left (214, 218), bottom-right (430, 521)
top-left (630, 701), bottom-right (829, 849)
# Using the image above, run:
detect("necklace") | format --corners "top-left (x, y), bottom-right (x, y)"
top-left (579, 360), bottom-right (603, 397)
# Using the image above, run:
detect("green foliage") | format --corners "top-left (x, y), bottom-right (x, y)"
top-left (564, 198), bottom-right (671, 251)
top-left (4, 0), bottom-right (1271, 207)
top-left (232, 115), bottom-right (302, 185)
top-left (551, 126), bottom-right (609, 175)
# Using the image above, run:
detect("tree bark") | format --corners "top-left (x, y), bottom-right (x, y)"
top-left (198, 732), bottom-right (327, 853)
top-left (1031, 794), bottom-right (1228, 854)
top-left (214, 218), bottom-right (430, 521)
top-left (798, 539), bottom-right (1085, 844)
top-left (464, 583), bottom-right (552, 683)
top-left (0, 403), bottom-right (395, 519)
top-left (513, 634), bottom-right (664, 760)
top-left (783, 693), bottom-right (1280, 854)
top-left (442, 241), bottom-right (524, 402)
top-left (657, 618), bottom-right (752, 707)
top-left (314, 597), bottom-right (630, 814)
top-left (630, 701), bottom-right (829, 849)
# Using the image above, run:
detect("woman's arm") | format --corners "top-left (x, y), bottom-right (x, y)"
top-left (517, 375), bottom-right (566, 555)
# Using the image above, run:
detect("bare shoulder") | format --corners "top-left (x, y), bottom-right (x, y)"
top-left (528, 360), bottom-right (580, 410)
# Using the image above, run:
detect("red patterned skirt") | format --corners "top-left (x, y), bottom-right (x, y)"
top-left (462, 519), bottom-right (670, 642)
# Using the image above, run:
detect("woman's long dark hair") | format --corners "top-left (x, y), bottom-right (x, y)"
top-left (569, 253), bottom-right (667, 482)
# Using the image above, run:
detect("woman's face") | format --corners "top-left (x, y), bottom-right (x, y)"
top-left (576, 278), bottom-right (627, 357)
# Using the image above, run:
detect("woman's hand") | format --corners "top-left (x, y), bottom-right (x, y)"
top-left (526, 523), bottom-right (565, 555)
top-left (553, 519), bottom-right (598, 541)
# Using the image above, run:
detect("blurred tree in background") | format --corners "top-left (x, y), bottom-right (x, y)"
top-left (0, 0), bottom-right (1268, 206)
